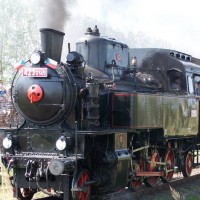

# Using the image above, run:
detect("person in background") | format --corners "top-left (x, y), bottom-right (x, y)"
top-left (171, 77), bottom-right (181, 90)
top-left (0, 82), bottom-right (6, 97)
top-left (0, 82), bottom-right (7, 126)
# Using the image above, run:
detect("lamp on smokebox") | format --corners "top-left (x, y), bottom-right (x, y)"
top-left (3, 134), bottom-right (13, 149)
top-left (30, 50), bottom-right (45, 65)
top-left (56, 136), bottom-right (67, 151)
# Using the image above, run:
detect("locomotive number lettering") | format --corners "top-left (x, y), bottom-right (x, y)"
top-left (23, 67), bottom-right (48, 77)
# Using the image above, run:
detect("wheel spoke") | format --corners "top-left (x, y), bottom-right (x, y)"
top-left (144, 150), bottom-right (160, 187)
top-left (161, 149), bottom-right (174, 183)
top-left (182, 151), bottom-right (193, 177)
top-left (72, 169), bottom-right (91, 200)
top-left (186, 152), bottom-right (192, 176)
top-left (129, 159), bottom-right (144, 191)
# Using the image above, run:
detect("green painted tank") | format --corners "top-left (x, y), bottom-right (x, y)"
top-left (112, 92), bottom-right (198, 137)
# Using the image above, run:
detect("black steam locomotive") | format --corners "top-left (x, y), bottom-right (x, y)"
top-left (1, 25), bottom-right (200, 200)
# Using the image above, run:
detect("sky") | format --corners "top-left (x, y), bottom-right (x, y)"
top-left (71, 0), bottom-right (200, 58)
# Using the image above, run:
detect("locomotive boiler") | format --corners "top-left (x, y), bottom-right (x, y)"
top-left (1, 25), bottom-right (200, 200)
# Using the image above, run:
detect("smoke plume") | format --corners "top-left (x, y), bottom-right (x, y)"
top-left (36, 0), bottom-right (74, 32)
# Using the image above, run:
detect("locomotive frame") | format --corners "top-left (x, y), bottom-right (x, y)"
top-left (1, 26), bottom-right (200, 200)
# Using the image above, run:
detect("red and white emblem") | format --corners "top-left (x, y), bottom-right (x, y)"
top-left (116, 53), bottom-right (122, 61)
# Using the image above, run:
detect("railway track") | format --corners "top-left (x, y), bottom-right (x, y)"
top-left (97, 169), bottom-right (200, 200)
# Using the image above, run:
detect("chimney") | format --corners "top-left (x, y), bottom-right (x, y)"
top-left (40, 28), bottom-right (65, 62)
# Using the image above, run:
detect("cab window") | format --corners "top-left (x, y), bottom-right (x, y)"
top-left (187, 76), bottom-right (194, 94)
top-left (167, 69), bottom-right (182, 90)
top-left (193, 76), bottom-right (200, 96)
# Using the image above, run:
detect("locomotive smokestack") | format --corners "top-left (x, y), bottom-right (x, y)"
top-left (40, 28), bottom-right (65, 63)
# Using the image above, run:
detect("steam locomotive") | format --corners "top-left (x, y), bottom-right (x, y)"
top-left (1, 25), bottom-right (200, 200)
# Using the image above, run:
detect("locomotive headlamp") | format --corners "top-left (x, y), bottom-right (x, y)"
top-left (3, 135), bottom-right (12, 149)
top-left (66, 51), bottom-right (84, 66)
top-left (131, 56), bottom-right (137, 67)
top-left (30, 51), bottom-right (42, 65)
top-left (56, 136), bottom-right (67, 151)
top-left (49, 159), bottom-right (64, 176)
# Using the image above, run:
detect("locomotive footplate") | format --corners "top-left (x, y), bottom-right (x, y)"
top-left (13, 152), bottom-right (77, 172)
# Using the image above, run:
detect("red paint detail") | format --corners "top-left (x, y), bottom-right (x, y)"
top-left (15, 60), bottom-right (25, 71)
top-left (186, 152), bottom-right (193, 176)
top-left (78, 171), bottom-right (90, 200)
top-left (27, 84), bottom-right (43, 103)
top-left (131, 179), bottom-right (142, 189)
top-left (163, 149), bottom-right (174, 181)
top-left (130, 159), bottom-right (144, 190)
top-left (15, 65), bottom-right (24, 71)
top-left (47, 63), bottom-right (57, 69)
top-left (145, 151), bottom-right (160, 186)
top-left (136, 171), bottom-right (163, 177)
top-left (116, 53), bottom-right (122, 61)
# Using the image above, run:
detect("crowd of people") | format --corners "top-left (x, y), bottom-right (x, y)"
top-left (0, 82), bottom-right (19, 127)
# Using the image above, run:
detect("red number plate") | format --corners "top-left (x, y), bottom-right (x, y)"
top-left (23, 68), bottom-right (48, 77)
